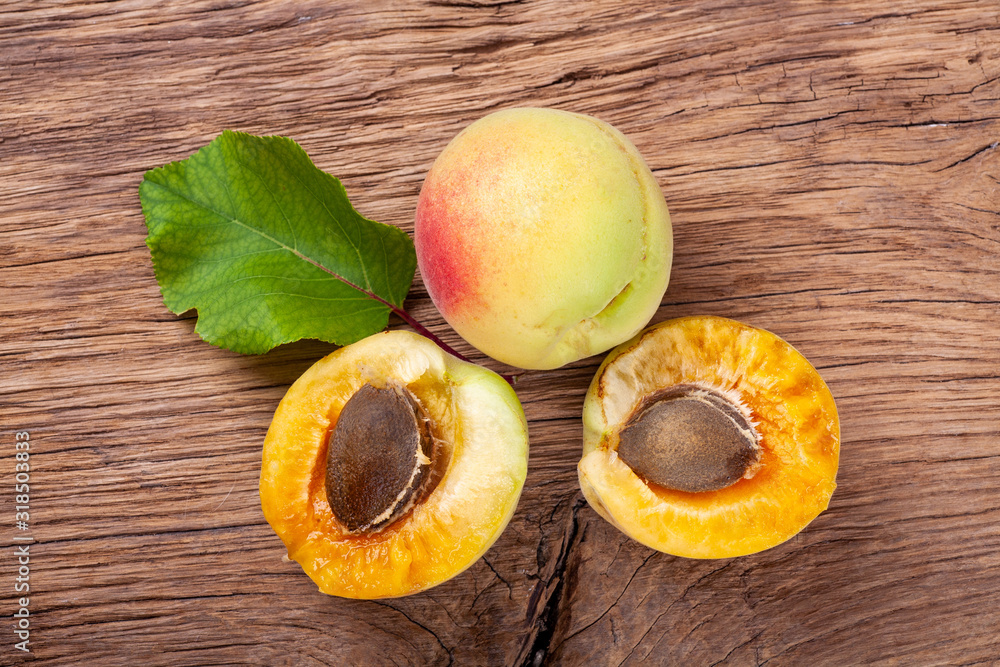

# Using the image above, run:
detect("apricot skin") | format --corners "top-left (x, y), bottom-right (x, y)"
top-left (260, 330), bottom-right (528, 598)
top-left (415, 107), bottom-right (672, 370)
top-left (579, 316), bottom-right (840, 559)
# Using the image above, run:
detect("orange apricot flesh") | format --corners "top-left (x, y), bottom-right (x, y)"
top-left (579, 316), bottom-right (840, 558)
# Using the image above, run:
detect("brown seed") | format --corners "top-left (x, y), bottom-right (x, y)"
top-left (325, 383), bottom-right (433, 532)
top-left (616, 384), bottom-right (760, 493)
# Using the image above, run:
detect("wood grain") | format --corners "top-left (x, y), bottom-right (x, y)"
top-left (2, 0), bottom-right (999, 664)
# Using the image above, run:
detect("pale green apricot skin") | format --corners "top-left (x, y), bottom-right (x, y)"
top-left (260, 330), bottom-right (528, 599)
top-left (415, 107), bottom-right (672, 370)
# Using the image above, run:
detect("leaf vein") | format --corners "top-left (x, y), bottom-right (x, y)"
top-left (256, 139), bottom-right (373, 292)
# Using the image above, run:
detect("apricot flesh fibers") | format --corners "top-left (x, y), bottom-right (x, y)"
top-left (579, 316), bottom-right (840, 558)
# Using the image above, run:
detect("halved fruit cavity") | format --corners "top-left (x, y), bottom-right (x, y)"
top-left (580, 316), bottom-right (840, 559)
top-left (261, 330), bottom-right (528, 598)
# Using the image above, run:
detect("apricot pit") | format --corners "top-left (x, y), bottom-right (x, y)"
top-left (616, 385), bottom-right (761, 494)
top-left (324, 383), bottom-right (434, 533)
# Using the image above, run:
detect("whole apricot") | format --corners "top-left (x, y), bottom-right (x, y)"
top-left (579, 316), bottom-right (840, 558)
top-left (260, 330), bottom-right (528, 598)
top-left (415, 107), bottom-right (672, 370)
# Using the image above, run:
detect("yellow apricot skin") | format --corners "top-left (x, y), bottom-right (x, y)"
top-left (415, 107), bottom-right (672, 370)
top-left (260, 330), bottom-right (528, 598)
top-left (580, 316), bottom-right (840, 559)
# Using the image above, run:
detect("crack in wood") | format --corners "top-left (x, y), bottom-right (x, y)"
top-left (517, 496), bottom-right (586, 667)
top-left (557, 551), bottom-right (657, 649)
top-left (935, 141), bottom-right (999, 172)
top-left (481, 555), bottom-right (514, 601)
top-left (372, 601), bottom-right (456, 666)
top-left (709, 629), bottom-right (766, 667)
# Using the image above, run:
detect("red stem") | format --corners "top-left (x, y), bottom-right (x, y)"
top-left (298, 256), bottom-right (519, 385)
top-left (387, 302), bottom-right (520, 386)
top-left (387, 303), bottom-right (469, 363)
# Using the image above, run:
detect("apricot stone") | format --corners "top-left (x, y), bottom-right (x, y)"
top-left (616, 384), bottom-right (761, 493)
top-left (324, 383), bottom-right (434, 533)
top-left (260, 330), bottom-right (528, 598)
top-left (579, 316), bottom-right (840, 559)
top-left (415, 107), bottom-right (672, 370)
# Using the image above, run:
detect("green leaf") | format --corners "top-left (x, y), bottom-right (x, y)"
top-left (139, 131), bottom-right (416, 354)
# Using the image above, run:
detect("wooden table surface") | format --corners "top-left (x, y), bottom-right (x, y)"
top-left (3, 1), bottom-right (999, 664)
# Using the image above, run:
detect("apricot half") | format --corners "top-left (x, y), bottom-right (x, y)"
top-left (579, 316), bottom-right (840, 558)
top-left (260, 330), bottom-right (528, 598)
top-left (415, 107), bottom-right (672, 370)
